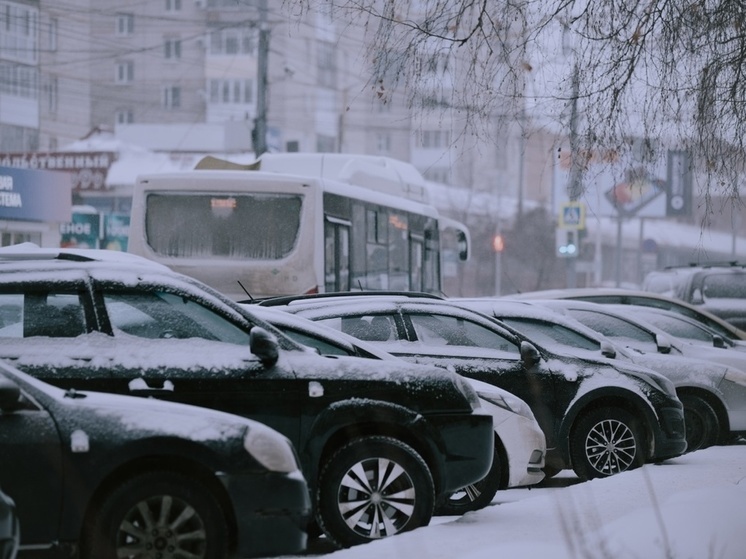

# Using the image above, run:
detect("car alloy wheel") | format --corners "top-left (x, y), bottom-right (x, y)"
top-left (83, 471), bottom-right (228, 559)
top-left (571, 408), bottom-right (644, 480)
top-left (317, 436), bottom-right (434, 548)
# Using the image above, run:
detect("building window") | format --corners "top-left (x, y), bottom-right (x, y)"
top-left (116, 13), bottom-right (134, 36)
top-left (44, 74), bottom-right (57, 112)
top-left (163, 86), bottom-right (181, 108)
top-left (115, 61), bottom-right (134, 83)
top-left (164, 38), bottom-right (181, 59)
top-left (422, 167), bottom-right (451, 184)
top-left (0, 63), bottom-right (38, 98)
top-left (0, 4), bottom-right (38, 64)
top-left (165, 0), bottom-right (182, 11)
top-left (316, 134), bottom-right (336, 152)
top-left (420, 130), bottom-right (450, 149)
top-left (208, 26), bottom-right (255, 56)
top-left (208, 79), bottom-right (253, 104)
top-left (376, 133), bottom-right (391, 154)
top-left (316, 41), bottom-right (336, 89)
top-left (116, 109), bottom-right (134, 124)
top-left (48, 17), bottom-right (57, 51)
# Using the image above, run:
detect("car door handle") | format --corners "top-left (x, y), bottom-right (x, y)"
top-left (128, 378), bottom-right (175, 392)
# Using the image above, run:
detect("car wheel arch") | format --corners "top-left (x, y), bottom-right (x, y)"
top-left (559, 390), bottom-right (656, 464)
top-left (79, 456), bottom-right (238, 551)
top-left (305, 401), bottom-right (443, 495)
top-left (675, 386), bottom-right (729, 443)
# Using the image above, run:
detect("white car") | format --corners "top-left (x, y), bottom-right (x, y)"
top-left (245, 305), bottom-right (546, 515)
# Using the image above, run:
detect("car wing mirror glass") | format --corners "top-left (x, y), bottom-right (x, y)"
top-left (713, 335), bottom-right (726, 349)
top-left (250, 326), bottom-right (280, 367)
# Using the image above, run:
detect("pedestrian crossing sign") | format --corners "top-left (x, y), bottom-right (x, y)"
top-left (559, 201), bottom-right (585, 229)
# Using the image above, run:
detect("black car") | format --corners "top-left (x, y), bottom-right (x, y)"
top-left (0, 486), bottom-right (18, 559)
top-left (0, 358), bottom-right (309, 559)
top-left (0, 245), bottom-right (493, 549)
top-left (279, 295), bottom-right (688, 480)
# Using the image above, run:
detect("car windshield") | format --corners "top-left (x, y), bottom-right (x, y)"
top-left (499, 317), bottom-right (601, 351)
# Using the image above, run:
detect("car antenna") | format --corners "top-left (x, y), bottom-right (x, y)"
top-left (237, 280), bottom-right (254, 302)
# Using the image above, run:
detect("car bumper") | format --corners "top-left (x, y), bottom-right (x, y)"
top-left (426, 410), bottom-right (495, 494)
top-left (650, 405), bottom-right (688, 460)
top-left (219, 469), bottom-right (311, 558)
top-left (492, 412), bottom-right (546, 488)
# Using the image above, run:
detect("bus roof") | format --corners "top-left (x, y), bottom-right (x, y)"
top-left (195, 153), bottom-right (431, 205)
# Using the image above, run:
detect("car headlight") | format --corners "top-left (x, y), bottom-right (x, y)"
top-left (244, 424), bottom-right (300, 474)
top-left (477, 389), bottom-right (535, 421)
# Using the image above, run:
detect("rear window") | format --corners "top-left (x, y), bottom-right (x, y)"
top-left (145, 193), bottom-right (303, 260)
top-left (702, 273), bottom-right (746, 299)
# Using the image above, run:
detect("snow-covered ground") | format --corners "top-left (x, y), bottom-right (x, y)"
top-left (295, 443), bottom-right (746, 559)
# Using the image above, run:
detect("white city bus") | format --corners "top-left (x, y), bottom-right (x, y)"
top-left (128, 153), bottom-right (469, 300)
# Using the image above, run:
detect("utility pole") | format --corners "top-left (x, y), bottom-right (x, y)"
top-left (565, 62), bottom-right (581, 289)
top-left (253, 0), bottom-right (269, 156)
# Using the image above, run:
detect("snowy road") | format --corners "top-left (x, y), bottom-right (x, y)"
top-left (292, 443), bottom-right (746, 559)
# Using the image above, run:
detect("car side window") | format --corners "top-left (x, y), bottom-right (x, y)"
top-left (500, 318), bottom-right (601, 351)
top-left (570, 310), bottom-right (655, 345)
top-left (102, 290), bottom-right (250, 344)
top-left (409, 313), bottom-right (520, 354)
top-left (0, 292), bottom-right (86, 339)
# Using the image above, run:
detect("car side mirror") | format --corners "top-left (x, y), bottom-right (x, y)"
top-left (520, 341), bottom-right (541, 369)
top-left (600, 340), bottom-right (617, 358)
top-left (457, 231), bottom-right (469, 261)
top-left (250, 326), bottom-right (279, 367)
top-left (0, 377), bottom-right (21, 412)
top-left (655, 333), bottom-right (672, 354)
top-left (713, 335), bottom-right (726, 349)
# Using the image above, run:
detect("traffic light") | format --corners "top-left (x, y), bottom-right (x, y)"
top-left (556, 229), bottom-right (578, 257)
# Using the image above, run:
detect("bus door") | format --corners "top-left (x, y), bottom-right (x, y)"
top-left (409, 234), bottom-right (424, 291)
top-left (324, 216), bottom-right (351, 292)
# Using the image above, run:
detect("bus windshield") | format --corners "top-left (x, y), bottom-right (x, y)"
top-left (145, 192), bottom-right (303, 260)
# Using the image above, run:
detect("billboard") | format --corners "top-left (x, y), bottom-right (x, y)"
top-left (553, 147), bottom-right (690, 219)
top-left (0, 166), bottom-right (72, 222)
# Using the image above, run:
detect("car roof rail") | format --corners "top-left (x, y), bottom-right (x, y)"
top-left (663, 261), bottom-right (746, 270)
top-left (253, 290), bottom-right (445, 307)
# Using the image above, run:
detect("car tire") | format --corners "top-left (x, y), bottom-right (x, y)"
top-left (570, 407), bottom-right (644, 480)
top-left (82, 471), bottom-right (229, 559)
top-left (317, 436), bottom-right (434, 548)
top-left (434, 444), bottom-right (503, 516)
top-left (680, 394), bottom-right (719, 452)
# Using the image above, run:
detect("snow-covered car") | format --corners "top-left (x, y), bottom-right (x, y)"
top-left (610, 305), bottom-right (746, 353)
top-left (527, 299), bottom-right (746, 451)
top-left (0, 358), bottom-right (309, 559)
top-left (0, 486), bottom-right (18, 559)
top-left (0, 245), bottom-right (494, 549)
top-left (268, 294), bottom-right (688, 480)
top-left (247, 304), bottom-right (546, 515)
top-left (509, 287), bottom-right (746, 341)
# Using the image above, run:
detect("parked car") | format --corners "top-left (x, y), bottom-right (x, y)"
top-left (247, 304), bottom-right (546, 515)
top-left (0, 486), bottom-right (18, 559)
top-left (0, 358), bottom-right (309, 559)
top-left (615, 305), bottom-right (746, 352)
top-left (509, 287), bottom-right (746, 341)
top-left (643, 262), bottom-right (746, 330)
top-left (533, 299), bottom-right (746, 450)
top-left (0, 245), bottom-right (494, 549)
top-left (272, 295), bottom-right (688, 480)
